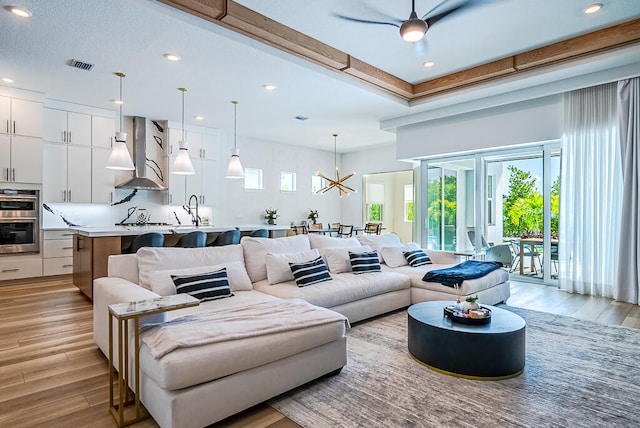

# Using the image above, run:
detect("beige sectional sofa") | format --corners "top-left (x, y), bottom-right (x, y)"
top-left (93, 232), bottom-right (510, 428)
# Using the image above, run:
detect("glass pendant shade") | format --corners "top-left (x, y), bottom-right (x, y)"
top-left (107, 73), bottom-right (135, 170)
top-left (106, 131), bottom-right (135, 170)
top-left (226, 148), bottom-right (245, 178)
top-left (172, 140), bottom-right (195, 175)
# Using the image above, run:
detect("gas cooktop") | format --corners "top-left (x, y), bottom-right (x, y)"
top-left (116, 222), bottom-right (172, 226)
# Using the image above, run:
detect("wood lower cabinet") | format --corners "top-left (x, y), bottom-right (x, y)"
top-left (73, 235), bottom-right (121, 301)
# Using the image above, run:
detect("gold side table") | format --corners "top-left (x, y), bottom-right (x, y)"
top-left (108, 294), bottom-right (200, 427)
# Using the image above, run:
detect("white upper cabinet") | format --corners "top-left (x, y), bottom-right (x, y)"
top-left (91, 116), bottom-right (114, 148)
top-left (1, 96), bottom-right (43, 138)
top-left (0, 135), bottom-right (42, 184)
top-left (91, 147), bottom-right (116, 204)
top-left (42, 142), bottom-right (91, 202)
top-left (43, 108), bottom-right (91, 145)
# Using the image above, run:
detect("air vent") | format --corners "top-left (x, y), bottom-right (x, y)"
top-left (294, 115), bottom-right (309, 121)
top-left (69, 59), bottom-right (94, 71)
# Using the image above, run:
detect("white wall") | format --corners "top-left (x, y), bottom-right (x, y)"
top-left (396, 95), bottom-right (563, 159)
top-left (341, 144), bottom-right (415, 234)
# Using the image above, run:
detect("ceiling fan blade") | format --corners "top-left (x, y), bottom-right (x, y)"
top-left (425, 3), bottom-right (467, 28)
top-left (421, 0), bottom-right (450, 20)
top-left (333, 13), bottom-right (400, 28)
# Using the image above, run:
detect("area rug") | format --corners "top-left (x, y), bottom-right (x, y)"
top-left (268, 307), bottom-right (640, 427)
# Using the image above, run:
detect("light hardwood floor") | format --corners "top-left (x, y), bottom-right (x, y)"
top-left (0, 276), bottom-right (638, 428)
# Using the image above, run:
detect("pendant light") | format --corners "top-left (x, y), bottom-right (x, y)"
top-left (106, 72), bottom-right (135, 170)
top-left (171, 87), bottom-right (195, 175)
top-left (315, 134), bottom-right (356, 197)
top-left (225, 100), bottom-right (245, 179)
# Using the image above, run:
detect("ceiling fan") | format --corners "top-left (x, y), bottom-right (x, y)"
top-left (334, 0), bottom-right (471, 43)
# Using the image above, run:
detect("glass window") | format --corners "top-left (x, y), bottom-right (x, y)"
top-left (244, 168), bottom-right (263, 190)
top-left (367, 203), bottom-right (383, 221)
top-left (280, 171), bottom-right (296, 192)
top-left (404, 184), bottom-right (414, 222)
top-left (311, 175), bottom-right (326, 193)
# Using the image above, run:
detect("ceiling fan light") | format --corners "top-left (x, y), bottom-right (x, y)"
top-left (400, 19), bottom-right (427, 42)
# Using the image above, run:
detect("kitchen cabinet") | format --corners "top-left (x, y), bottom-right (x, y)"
top-left (0, 134), bottom-right (43, 183)
top-left (91, 115), bottom-right (114, 148)
top-left (42, 230), bottom-right (74, 276)
top-left (0, 95), bottom-right (43, 138)
top-left (73, 234), bottom-right (121, 301)
top-left (0, 255), bottom-right (43, 281)
top-left (168, 128), bottom-right (217, 205)
top-left (43, 108), bottom-right (91, 146)
top-left (42, 142), bottom-right (91, 202)
top-left (92, 147), bottom-right (116, 203)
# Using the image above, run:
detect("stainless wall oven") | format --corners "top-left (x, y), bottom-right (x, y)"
top-left (0, 189), bottom-right (40, 254)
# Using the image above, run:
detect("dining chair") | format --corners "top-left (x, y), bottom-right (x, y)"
top-left (337, 224), bottom-right (353, 238)
top-left (364, 223), bottom-right (382, 235)
top-left (329, 223), bottom-right (341, 237)
top-left (309, 223), bottom-right (323, 231)
top-left (292, 225), bottom-right (308, 235)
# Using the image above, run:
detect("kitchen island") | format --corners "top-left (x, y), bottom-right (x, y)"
top-left (71, 224), bottom-right (290, 301)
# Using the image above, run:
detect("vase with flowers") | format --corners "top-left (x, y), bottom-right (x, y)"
top-left (265, 208), bottom-right (279, 225)
top-left (308, 209), bottom-right (319, 224)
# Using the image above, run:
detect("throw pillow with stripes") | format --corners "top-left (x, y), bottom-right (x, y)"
top-left (403, 249), bottom-right (432, 267)
top-left (289, 257), bottom-right (332, 287)
top-left (171, 268), bottom-right (233, 302)
top-left (349, 250), bottom-right (381, 274)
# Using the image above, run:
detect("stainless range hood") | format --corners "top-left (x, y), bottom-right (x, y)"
top-left (115, 116), bottom-right (167, 191)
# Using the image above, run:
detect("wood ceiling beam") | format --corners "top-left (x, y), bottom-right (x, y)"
top-left (156, 1), bottom-right (640, 103)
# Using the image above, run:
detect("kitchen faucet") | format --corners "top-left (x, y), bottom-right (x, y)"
top-left (187, 194), bottom-right (199, 227)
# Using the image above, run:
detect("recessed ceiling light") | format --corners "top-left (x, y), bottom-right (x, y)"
top-left (195, 116), bottom-right (204, 121)
top-left (263, 84), bottom-right (276, 91)
top-left (584, 3), bottom-right (603, 14)
top-left (294, 115), bottom-right (309, 121)
top-left (5, 6), bottom-right (32, 18)
top-left (423, 61), bottom-right (435, 68)
top-left (2, 77), bottom-right (14, 83)
top-left (113, 99), bottom-right (123, 105)
top-left (163, 53), bottom-right (181, 62)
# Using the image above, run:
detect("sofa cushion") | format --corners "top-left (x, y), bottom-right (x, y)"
top-left (137, 246), bottom-right (245, 290)
top-left (349, 250), bottom-right (382, 274)
top-left (319, 245), bottom-right (372, 274)
top-left (173, 268), bottom-right (233, 301)
top-left (356, 233), bottom-right (403, 263)
top-left (265, 249), bottom-right (320, 284)
top-left (309, 234), bottom-right (360, 249)
top-left (253, 271), bottom-right (410, 309)
top-left (379, 243), bottom-right (419, 268)
top-left (404, 249), bottom-right (432, 267)
top-left (138, 291), bottom-right (346, 391)
top-left (149, 261), bottom-right (252, 296)
top-left (241, 235), bottom-right (311, 282)
top-left (289, 257), bottom-right (332, 287)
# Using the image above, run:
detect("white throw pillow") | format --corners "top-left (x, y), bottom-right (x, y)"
top-left (148, 261), bottom-right (252, 296)
top-left (319, 245), bottom-right (372, 274)
top-left (241, 234), bottom-right (311, 282)
top-left (356, 233), bottom-right (403, 263)
top-left (309, 233), bottom-right (361, 249)
top-left (137, 245), bottom-right (244, 290)
top-left (265, 249), bottom-right (320, 284)
top-left (380, 243), bottom-right (420, 268)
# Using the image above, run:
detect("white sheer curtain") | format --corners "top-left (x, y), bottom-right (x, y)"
top-left (616, 77), bottom-right (640, 304)
top-left (559, 83), bottom-right (622, 298)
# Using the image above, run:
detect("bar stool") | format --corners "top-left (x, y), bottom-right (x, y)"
top-left (175, 231), bottom-right (207, 248)
top-left (249, 229), bottom-right (269, 238)
top-left (209, 229), bottom-right (241, 246)
top-left (123, 232), bottom-right (165, 254)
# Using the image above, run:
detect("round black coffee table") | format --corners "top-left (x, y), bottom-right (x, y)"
top-left (408, 301), bottom-right (526, 380)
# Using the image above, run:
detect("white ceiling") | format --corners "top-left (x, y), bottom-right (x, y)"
top-left (1, 0), bottom-right (639, 152)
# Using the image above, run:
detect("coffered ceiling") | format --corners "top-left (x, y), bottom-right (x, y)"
top-left (1, 0), bottom-right (640, 152)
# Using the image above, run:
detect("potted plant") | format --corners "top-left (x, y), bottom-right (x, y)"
top-left (265, 208), bottom-right (279, 225)
top-left (462, 295), bottom-right (480, 313)
top-left (308, 209), bottom-right (319, 224)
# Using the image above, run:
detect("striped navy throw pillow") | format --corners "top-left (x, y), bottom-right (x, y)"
top-left (349, 250), bottom-right (381, 274)
top-left (171, 268), bottom-right (233, 302)
top-left (403, 249), bottom-right (432, 267)
top-left (289, 257), bottom-right (332, 287)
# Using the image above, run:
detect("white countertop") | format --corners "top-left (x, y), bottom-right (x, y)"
top-left (70, 224), bottom-right (290, 237)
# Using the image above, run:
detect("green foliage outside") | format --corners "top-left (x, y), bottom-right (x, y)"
top-left (427, 172), bottom-right (457, 249)
top-left (368, 203), bottom-right (382, 221)
top-left (503, 165), bottom-right (559, 238)
top-left (406, 201), bottom-right (414, 222)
